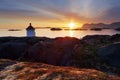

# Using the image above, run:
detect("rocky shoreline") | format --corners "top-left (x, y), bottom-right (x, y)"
top-left (0, 59), bottom-right (120, 80)
top-left (1, 34), bottom-right (120, 79)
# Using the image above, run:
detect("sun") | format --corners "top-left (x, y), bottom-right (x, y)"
top-left (69, 22), bottom-right (75, 29)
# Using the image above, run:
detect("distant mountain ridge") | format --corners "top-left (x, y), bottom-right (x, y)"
top-left (82, 22), bottom-right (120, 29)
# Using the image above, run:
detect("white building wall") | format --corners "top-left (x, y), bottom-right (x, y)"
top-left (26, 30), bottom-right (35, 37)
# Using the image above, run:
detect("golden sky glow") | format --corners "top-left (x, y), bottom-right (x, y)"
top-left (0, 0), bottom-right (120, 29)
top-left (69, 22), bottom-right (75, 29)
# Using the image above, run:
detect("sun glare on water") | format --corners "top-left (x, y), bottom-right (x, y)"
top-left (69, 22), bottom-right (75, 29)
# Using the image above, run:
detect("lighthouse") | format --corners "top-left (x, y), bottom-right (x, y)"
top-left (26, 23), bottom-right (35, 37)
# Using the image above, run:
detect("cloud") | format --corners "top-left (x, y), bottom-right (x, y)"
top-left (107, 6), bottom-right (120, 18)
top-left (0, 0), bottom-right (120, 25)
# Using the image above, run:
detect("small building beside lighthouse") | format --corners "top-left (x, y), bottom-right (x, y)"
top-left (26, 23), bottom-right (35, 37)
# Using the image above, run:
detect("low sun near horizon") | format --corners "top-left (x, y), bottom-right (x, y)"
top-left (69, 22), bottom-right (75, 29)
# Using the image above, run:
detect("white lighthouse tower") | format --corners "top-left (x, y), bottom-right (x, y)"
top-left (26, 23), bottom-right (35, 37)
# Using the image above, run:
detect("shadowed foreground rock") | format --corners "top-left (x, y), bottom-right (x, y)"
top-left (0, 59), bottom-right (119, 80)
top-left (1, 35), bottom-right (120, 77)
top-left (0, 42), bottom-right (28, 59)
top-left (98, 43), bottom-right (120, 67)
top-left (25, 37), bottom-right (79, 66)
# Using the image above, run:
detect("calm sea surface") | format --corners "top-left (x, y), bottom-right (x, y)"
top-left (0, 29), bottom-right (120, 39)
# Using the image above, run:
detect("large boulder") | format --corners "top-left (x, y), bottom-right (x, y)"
top-left (98, 43), bottom-right (120, 67)
top-left (24, 37), bottom-right (79, 65)
top-left (82, 35), bottom-right (111, 45)
top-left (0, 42), bottom-right (28, 60)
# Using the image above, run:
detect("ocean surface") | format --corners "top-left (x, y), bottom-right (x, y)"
top-left (0, 29), bottom-right (120, 39)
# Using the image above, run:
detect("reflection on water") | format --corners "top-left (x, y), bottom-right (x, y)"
top-left (0, 29), bottom-right (120, 39)
top-left (69, 31), bottom-right (74, 37)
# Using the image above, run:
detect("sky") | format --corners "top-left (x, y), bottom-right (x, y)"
top-left (0, 0), bottom-right (120, 29)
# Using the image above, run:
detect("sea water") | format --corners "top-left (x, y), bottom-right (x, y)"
top-left (0, 29), bottom-right (120, 39)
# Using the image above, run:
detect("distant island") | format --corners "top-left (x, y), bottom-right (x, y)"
top-left (8, 29), bottom-right (21, 31)
top-left (50, 28), bottom-right (62, 31)
top-left (90, 28), bottom-right (102, 31)
top-left (82, 22), bottom-right (120, 29)
top-left (35, 22), bottom-right (120, 30)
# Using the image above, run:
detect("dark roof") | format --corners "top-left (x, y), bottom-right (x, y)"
top-left (26, 23), bottom-right (35, 30)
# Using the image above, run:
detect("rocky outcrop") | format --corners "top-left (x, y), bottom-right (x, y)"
top-left (1, 36), bottom-right (120, 75)
top-left (98, 43), bottom-right (120, 67)
top-left (24, 37), bottom-right (79, 66)
top-left (0, 42), bottom-right (28, 59)
top-left (0, 37), bottom-right (50, 60)
top-left (0, 59), bottom-right (16, 70)
top-left (81, 35), bottom-right (111, 45)
top-left (0, 59), bottom-right (119, 80)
